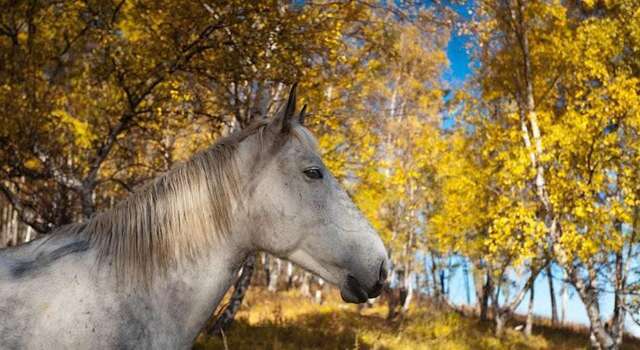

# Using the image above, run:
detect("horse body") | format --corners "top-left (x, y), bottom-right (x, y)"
top-left (0, 230), bottom-right (245, 349)
top-left (0, 86), bottom-right (389, 349)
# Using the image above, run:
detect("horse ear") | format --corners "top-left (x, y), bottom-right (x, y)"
top-left (279, 83), bottom-right (298, 133)
top-left (299, 104), bottom-right (307, 126)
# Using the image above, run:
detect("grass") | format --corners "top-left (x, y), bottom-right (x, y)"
top-left (194, 288), bottom-right (640, 350)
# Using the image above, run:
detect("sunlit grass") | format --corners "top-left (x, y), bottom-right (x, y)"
top-left (194, 288), bottom-right (640, 350)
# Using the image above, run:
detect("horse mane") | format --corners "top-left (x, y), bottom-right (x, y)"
top-left (69, 120), bottom-right (269, 284)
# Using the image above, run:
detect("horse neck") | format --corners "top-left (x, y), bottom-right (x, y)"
top-left (136, 141), bottom-right (259, 345)
top-left (145, 236), bottom-right (249, 344)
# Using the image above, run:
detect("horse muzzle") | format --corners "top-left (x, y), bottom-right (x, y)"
top-left (340, 260), bottom-right (388, 303)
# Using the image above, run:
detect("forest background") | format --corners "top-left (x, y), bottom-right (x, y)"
top-left (1, 1), bottom-right (639, 349)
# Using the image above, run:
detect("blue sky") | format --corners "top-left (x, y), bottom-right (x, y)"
top-left (445, 259), bottom-right (640, 337)
top-left (441, 0), bottom-right (473, 130)
top-left (445, 34), bottom-right (472, 86)
top-left (441, 3), bottom-right (640, 336)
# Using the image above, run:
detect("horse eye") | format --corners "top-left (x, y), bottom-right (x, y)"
top-left (303, 167), bottom-right (323, 180)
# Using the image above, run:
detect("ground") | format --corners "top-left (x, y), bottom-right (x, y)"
top-left (194, 288), bottom-right (640, 350)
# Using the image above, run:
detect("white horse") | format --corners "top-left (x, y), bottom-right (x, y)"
top-left (0, 85), bottom-right (389, 349)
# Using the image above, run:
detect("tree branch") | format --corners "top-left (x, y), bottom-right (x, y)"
top-left (0, 183), bottom-right (50, 233)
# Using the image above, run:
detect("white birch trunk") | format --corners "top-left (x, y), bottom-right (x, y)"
top-left (314, 278), bottom-right (324, 304)
top-left (267, 257), bottom-right (281, 292)
top-left (525, 284), bottom-right (535, 337)
top-left (402, 271), bottom-right (414, 312)
top-left (300, 272), bottom-right (311, 297)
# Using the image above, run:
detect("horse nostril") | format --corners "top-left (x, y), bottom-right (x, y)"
top-left (368, 281), bottom-right (384, 298)
top-left (378, 260), bottom-right (388, 282)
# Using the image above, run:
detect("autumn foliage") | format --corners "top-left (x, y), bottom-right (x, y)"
top-left (1, 1), bottom-right (639, 349)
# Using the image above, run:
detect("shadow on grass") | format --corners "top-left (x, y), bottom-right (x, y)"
top-left (194, 309), bottom-right (390, 350)
top-left (193, 289), bottom-right (640, 350)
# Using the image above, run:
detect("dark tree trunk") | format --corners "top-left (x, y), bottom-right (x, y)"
top-left (429, 251), bottom-right (443, 302)
top-left (480, 271), bottom-right (492, 321)
top-left (207, 254), bottom-right (256, 335)
top-left (439, 269), bottom-right (446, 299)
top-left (611, 251), bottom-right (626, 349)
top-left (385, 284), bottom-right (408, 321)
top-left (546, 265), bottom-right (558, 325)
top-left (263, 254), bottom-right (271, 287)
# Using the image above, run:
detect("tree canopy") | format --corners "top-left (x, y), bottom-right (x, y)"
top-left (2, 1), bottom-right (639, 348)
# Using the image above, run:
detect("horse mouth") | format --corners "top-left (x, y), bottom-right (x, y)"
top-left (340, 274), bottom-right (383, 303)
